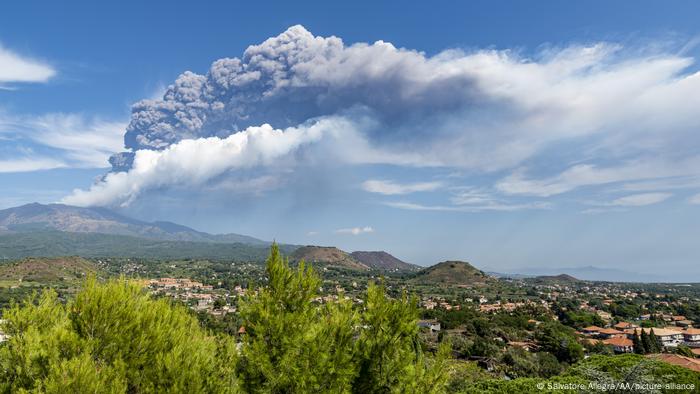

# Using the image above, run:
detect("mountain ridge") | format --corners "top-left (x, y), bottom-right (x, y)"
top-left (0, 230), bottom-right (295, 261)
top-left (0, 203), bottom-right (266, 245)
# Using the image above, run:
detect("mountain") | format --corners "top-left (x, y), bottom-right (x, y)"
top-left (486, 271), bottom-right (535, 279)
top-left (349, 251), bottom-right (418, 271)
top-left (519, 265), bottom-right (669, 283)
top-left (412, 260), bottom-right (492, 286)
top-left (291, 246), bottom-right (369, 270)
top-left (0, 231), bottom-right (296, 261)
top-left (532, 274), bottom-right (580, 283)
top-left (0, 203), bottom-right (266, 245)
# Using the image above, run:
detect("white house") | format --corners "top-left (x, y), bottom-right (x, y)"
top-left (640, 328), bottom-right (683, 348)
top-left (417, 320), bottom-right (441, 332)
top-left (682, 328), bottom-right (700, 344)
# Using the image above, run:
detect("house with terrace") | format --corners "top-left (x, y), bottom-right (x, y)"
top-left (682, 328), bottom-right (700, 346)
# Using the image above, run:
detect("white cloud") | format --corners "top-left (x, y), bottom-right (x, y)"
top-left (361, 179), bottom-right (443, 195)
top-left (608, 192), bottom-right (672, 207)
top-left (580, 192), bottom-right (672, 213)
top-left (0, 44), bottom-right (55, 84)
top-left (688, 193), bottom-right (700, 205)
top-left (385, 200), bottom-right (550, 212)
top-left (614, 177), bottom-right (700, 193)
top-left (0, 112), bottom-right (126, 170)
top-left (497, 159), bottom-right (700, 197)
top-left (335, 226), bottom-right (374, 235)
top-left (0, 157), bottom-right (66, 173)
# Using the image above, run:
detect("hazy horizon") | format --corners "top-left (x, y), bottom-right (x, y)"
top-left (2, 1), bottom-right (700, 280)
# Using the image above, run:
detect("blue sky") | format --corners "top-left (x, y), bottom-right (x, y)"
top-left (2, 1), bottom-right (700, 279)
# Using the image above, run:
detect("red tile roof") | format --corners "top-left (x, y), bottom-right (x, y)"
top-left (648, 354), bottom-right (700, 373)
top-left (603, 337), bottom-right (633, 347)
top-left (599, 328), bottom-right (624, 335)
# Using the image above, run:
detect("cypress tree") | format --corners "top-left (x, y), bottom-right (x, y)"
top-left (641, 329), bottom-right (652, 354)
top-left (649, 329), bottom-right (661, 353)
top-left (632, 331), bottom-right (644, 354)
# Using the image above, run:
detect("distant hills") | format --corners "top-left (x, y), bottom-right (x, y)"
top-left (4, 204), bottom-right (671, 283)
top-left (291, 246), bottom-right (370, 270)
top-left (0, 204), bottom-right (419, 272)
top-left (291, 246), bottom-right (419, 272)
top-left (517, 265), bottom-right (670, 283)
top-left (350, 251), bottom-right (418, 271)
top-left (0, 231), bottom-right (293, 261)
top-left (531, 274), bottom-right (580, 283)
top-left (411, 260), bottom-right (492, 286)
top-left (0, 203), bottom-right (266, 245)
top-left (0, 203), bottom-right (293, 261)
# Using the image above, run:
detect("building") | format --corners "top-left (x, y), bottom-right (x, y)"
top-left (682, 328), bottom-right (700, 344)
top-left (581, 326), bottom-right (602, 336)
top-left (639, 328), bottom-right (683, 348)
top-left (417, 320), bottom-right (441, 332)
top-left (603, 336), bottom-right (634, 353)
top-left (675, 319), bottom-right (693, 328)
top-left (597, 311), bottom-right (612, 321)
top-left (508, 341), bottom-right (539, 352)
top-left (647, 354), bottom-right (700, 373)
top-left (598, 328), bottom-right (625, 339)
top-left (613, 322), bottom-right (638, 330)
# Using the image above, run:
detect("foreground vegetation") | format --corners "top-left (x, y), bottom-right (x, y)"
top-left (0, 245), bottom-right (449, 393)
top-left (0, 245), bottom-right (698, 393)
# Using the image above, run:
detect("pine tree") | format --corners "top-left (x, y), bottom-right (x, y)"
top-left (237, 243), bottom-right (450, 393)
top-left (0, 278), bottom-right (239, 393)
top-left (237, 243), bottom-right (358, 393)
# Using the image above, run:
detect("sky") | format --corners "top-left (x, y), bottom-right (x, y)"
top-left (2, 1), bottom-right (700, 279)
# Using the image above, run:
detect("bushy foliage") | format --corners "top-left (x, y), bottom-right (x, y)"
top-left (455, 354), bottom-right (700, 393)
top-left (534, 322), bottom-right (584, 365)
top-left (0, 278), bottom-right (238, 393)
top-left (237, 243), bottom-right (450, 393)
top-left (565, 354), bottom-right (700, 393)
top-left (0, 244), bottom-right (451, 393)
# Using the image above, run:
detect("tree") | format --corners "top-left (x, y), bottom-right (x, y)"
top-left (237, 243), bottom-right (357, 393)
top-left (632, 331), bottom-right (645, 355)
top-left (676, 345), bottom-right (695, 358)
top-left (0, 278), bottom-right (238, 393)
top-left (237, 243), bottom-right (450, 394)
top-left (648, 329), bottom-right (661, 353)
top-left (535, 322), bottom-right (584, 365)
top-left (640, 329), bottom-right (653, 355)
top-left (351, 282), bottom-right (450, 393)
top-left (536, 352), bottom-right (563, 378)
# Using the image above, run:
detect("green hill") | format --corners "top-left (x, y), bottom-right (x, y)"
top-left (291, 246), bottom-right (369, 270)
top-left (0, 256), bottom-right (97, 285)
top-left (411, 260), bottom-right (492, 286)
